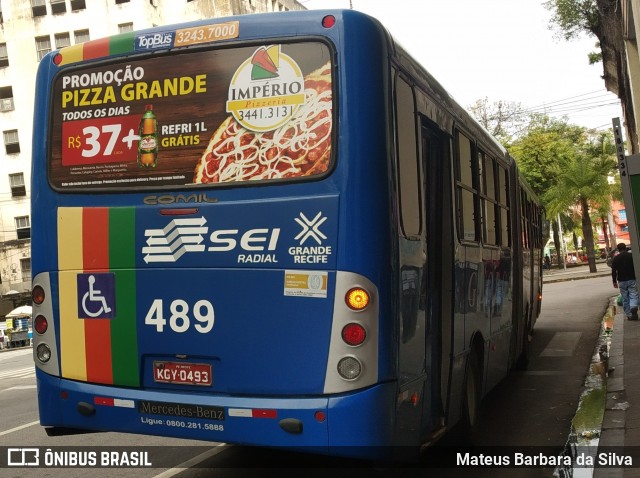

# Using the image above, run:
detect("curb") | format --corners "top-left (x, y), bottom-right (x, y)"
top-left (544, 271), bottom-right (611, 285)
top-left (593, 300), bottom-right (624, 478)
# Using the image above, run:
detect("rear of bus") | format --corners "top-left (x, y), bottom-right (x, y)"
top-left (32, 11), bottom-right (396, 457)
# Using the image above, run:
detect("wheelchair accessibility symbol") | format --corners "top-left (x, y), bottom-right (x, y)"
top-left (77, 273), bottom-right (115, 319)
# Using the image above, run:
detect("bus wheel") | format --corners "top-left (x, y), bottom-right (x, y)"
top-left (516, 320), bottom-right (532, 371)
top-left (461, 349), bottom-right (482, 438)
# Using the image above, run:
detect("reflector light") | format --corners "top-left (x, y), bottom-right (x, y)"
top-left (228, 408), bottom-right (277, 418)
top-left (314, 411), bottom-right (326, 422)
top-left (93, 397), bottom-right (135, 408)
top-left (342, 323), bottom-right (366, 346)
top-left (322, 15), bottom-right (336, 28)
top-left (35, 315), bottom-right (48, 335)
top-left (36, 343), bottom-right (51, 363)
top-left (337, 356), bottom-right (362, 380)
top-left (32, 285), bottom-right (45, 305)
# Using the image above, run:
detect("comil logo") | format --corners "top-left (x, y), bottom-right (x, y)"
top-left (226, 45), bottom-right (305, 132)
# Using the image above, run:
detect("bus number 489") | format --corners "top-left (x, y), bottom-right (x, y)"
top-left (144, 299), bottom-right (215, 333)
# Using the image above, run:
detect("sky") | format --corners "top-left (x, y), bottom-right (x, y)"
top-left (299, 0), bottom-right (624, 132)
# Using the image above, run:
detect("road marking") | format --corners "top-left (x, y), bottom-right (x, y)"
top-left (540, 331), bottom-right (582, 357)
top-left (0, 366), bottom-right (35, 379)
top-left (4, 385), bottom-right (37, 391)
top-left (0, 420), bottom-right (40, 436)
top-left (152, 444), bottom-right (227, 477)
top-left (0, 348), bottom-right (33, 361)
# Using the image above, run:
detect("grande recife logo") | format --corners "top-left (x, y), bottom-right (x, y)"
top-left (226, 45), bottom-right (305, 132)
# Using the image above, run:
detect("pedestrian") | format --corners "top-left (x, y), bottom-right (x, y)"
top-left (544, 255), bottom-right (551, 270)
top-left (612, 242), bottom-right (639, 320)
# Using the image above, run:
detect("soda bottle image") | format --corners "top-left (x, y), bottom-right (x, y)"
top-left (138, 104), bottom-right (158, 167)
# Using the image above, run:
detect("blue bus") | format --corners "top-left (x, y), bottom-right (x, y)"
top-left (31, 9), bottom-right (543, 459)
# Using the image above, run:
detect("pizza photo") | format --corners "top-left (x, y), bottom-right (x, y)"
top-left (193, 60), bottom-right (332, 184)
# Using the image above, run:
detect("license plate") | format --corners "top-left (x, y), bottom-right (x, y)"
top-left (153, 361), bottom-right (212, 386)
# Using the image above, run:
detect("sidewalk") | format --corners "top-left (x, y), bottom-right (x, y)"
top-left (595, 301), bottom-right (640, 478)
top-left (543, 262), bottom-right (612, 284)
top-left (544, 263), bottom-right (639, 477)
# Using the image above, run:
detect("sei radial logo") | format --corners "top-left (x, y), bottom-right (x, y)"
top-left (141, 211), bottom-right (332, 265)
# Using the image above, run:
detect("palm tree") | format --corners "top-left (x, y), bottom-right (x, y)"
top-left (544, 152), bottom-right (616, 272)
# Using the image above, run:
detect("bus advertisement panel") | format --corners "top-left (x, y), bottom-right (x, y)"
top-left (50, 42), bottom-right (332, 190)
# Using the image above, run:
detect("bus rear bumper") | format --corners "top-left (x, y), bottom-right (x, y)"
top-left (36, 370), bottom-right (396, 458)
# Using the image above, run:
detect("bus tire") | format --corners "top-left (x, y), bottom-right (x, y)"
top-left (516, 319), bottom-right (532, 371)
top-left (44, 427), bottom-right (87, 437)
top-left (460, 348), bottom-right (482, 439)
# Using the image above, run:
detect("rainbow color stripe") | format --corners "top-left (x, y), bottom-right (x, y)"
top-left (57, 33), bottom-right (135, 66)
top-left (57, 207), bottom-right (139, 386)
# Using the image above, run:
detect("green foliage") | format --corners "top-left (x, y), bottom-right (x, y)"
top-left (509, 117), bottom-right (616, 216)
top-left (506, 115), bottom-right (585, 199)
top-left (588, 41), bottom-right (603, 64)
top-left (509, 114), bottom-right (617, 270)
top-left (544, 0), bottom-right (600, 40)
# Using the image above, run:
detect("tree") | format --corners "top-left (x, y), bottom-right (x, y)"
top-left (506, 115), bottom-right (617, 271)
top-left (543, 136), bottom-right (617, 272)
top-left (507, 116), bottom-right (581, 268)
top-left (507, 115), bottom-right (584, 197)
top-left (544, 0), bottom-right (637, 151)
top-left (468, 98), bottom-right (528, 144)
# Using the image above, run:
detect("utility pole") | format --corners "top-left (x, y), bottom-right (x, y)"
top-left (613, 118), bottom-right (640, 274)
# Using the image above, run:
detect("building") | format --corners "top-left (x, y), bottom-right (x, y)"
top-left (597, 198), bottom-right (631, 248)
top-left (0, 0), bottom-right (305, 314)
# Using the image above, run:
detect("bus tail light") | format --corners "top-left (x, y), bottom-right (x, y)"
top-left (32, 273), bottom-right (60, 376)
top-left (324, 272), bottom-right (378, 393)
top-left (322, 15), bottom-right (336, 29)
top-left (345, 287), bottom-right (370, 311)
top-left (32, 285), bottom-right (46, 305)
top-left (36, 343), bottom-right (52, 363)
top-left (35, 315), bottom-right (48, 334)
top-left (337, 357), bottom-right (362, 380)
top-left (342, 323), bottom-right (366, 346)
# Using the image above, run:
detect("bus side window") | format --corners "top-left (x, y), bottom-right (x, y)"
top-left (497, 164), bottom-right (510, 246)
top-left (455, 131), bottom-right (477, 242)
top-left (480, 151), bottom-right (497, 246)
top-left (395, 75), bottom-right (421, 238)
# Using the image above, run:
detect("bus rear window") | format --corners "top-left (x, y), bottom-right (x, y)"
top-left (49, 41), bottom-right (333, 191)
